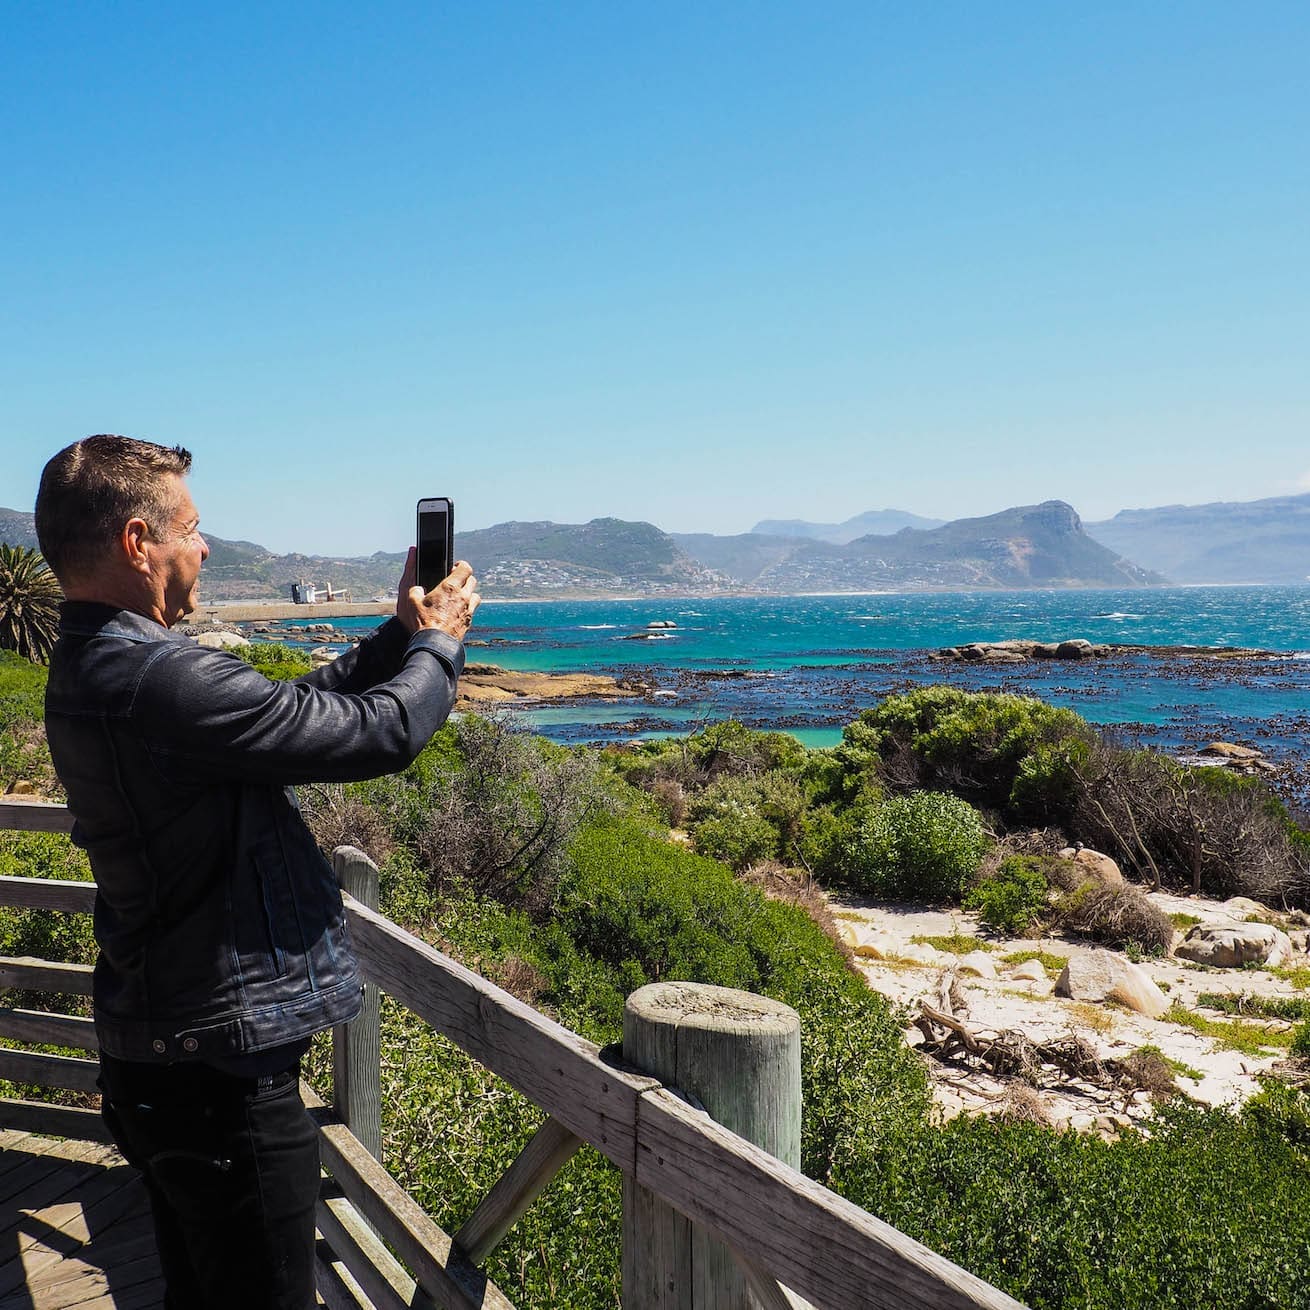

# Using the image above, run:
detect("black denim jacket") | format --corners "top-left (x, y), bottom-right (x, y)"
top-left (45, 602), bottom-right (464, 1064)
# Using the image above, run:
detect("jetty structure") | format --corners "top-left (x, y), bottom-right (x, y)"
top-left (0, 799), bottom-right (1024, 1309)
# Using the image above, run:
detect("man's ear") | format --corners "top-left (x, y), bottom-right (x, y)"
top-left (122, 517), bottom-right (151, 573)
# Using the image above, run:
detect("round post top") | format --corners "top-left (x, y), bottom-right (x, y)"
top-left (625, 981), bottom-right (799, 1036)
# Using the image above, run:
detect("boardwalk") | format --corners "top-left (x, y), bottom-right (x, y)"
top-left (0, 1130), bottom-right (160, 1309)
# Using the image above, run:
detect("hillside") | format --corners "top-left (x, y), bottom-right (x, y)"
top-left (458, 517), bottom-right (723, 594)
top-left (1087, 494), bottom-right (1310, 583)
top-left (685, 501), bottom-right (1161, 590)
top-left (0, 508), bottom-right (38, 550)
top-left (0, 502), bottom-right (1157, 596)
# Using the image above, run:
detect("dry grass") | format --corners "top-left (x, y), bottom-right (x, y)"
top-left (1066, 1002), bottom-right (1118, 1036)
top-left (1118, 1047), bottom-right (1181, 1100)
top-left (301, 785), bottom-right (397, 868)
top-left (1051, 880), bottom-right (1174, 955)
top-left (991, 1084), bottom-right (1054, 1127)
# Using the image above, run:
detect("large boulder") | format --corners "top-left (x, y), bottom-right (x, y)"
top-left (1055, 639), bottom-right (1095, 660)
top-left (1054, 949), bottom-right (1169, 1018)
top-left (957, 951), bottom-right (998, 979)
top-left (1222, 896), bottom-right (1273, 917)
top-left (1057, 847), bottom-right (1125, 888)
top-left (1009, 959), bottom-right (1049, 982)
top-left (1174, 920), bottom-right (1292, 969)
top-left (1199, 742), bottom-right (1263, 761)
top-left (195, 629), bottom-right (250, 650)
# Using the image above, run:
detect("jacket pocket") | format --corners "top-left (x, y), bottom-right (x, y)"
top-left (254, 854), bottom-right (289, 980)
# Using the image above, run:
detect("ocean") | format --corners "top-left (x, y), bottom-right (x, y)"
top-left (284, 587), bottom-right (1310, 768)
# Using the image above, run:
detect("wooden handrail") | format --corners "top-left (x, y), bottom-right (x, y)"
top-left (0, 802), bottom-right (1026, 1310)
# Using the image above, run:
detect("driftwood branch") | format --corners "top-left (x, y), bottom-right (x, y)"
top-left (914, 973), bottom-right (1176, 1103)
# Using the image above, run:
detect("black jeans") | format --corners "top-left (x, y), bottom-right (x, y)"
top-left (97, 1052), bottom-right (320, 1310)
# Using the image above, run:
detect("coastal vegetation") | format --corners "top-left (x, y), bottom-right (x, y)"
top-left (3, 650), bottom-right (1310, 1307)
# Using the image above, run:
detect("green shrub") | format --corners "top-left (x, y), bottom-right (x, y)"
top-left (851, 1099), bottom-right (1310, 1309)
top-left (341, 716), bottom-right (607, 913)
top-left (1292, 1022), bottom-right (1310, 1059)
top-left (1243, 1080), bottom-right (1310, 1154)
top-left (851, 688), bottom-right (1093, 808)
top-left (234, 641), bottom-right (314, 680)
top-left (0, 650), bottom-right (56, 792)
top-left (0, 832), bottom-right (96, 1009)
top-left (687, 771), bottom-right (810, 870)
top-left (964, 855), bottom-right (1050, 935)
top-left (834, 791), bottom-right (988, 901)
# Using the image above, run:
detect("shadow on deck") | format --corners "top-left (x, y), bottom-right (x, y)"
top-left (0, 1130), bottom-right (159, 1309)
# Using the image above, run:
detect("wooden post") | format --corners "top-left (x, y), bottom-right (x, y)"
top-left (622, 982), bottom-right (802, 1310)
top-left (332, 846), bottom-right (382, 1161)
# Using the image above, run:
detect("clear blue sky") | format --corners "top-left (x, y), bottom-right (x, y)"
top-left (2, 2), bottom-right (1307, 554)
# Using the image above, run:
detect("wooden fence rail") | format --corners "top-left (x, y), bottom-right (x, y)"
top-left (0, 799), bottom-right (1026, 1310)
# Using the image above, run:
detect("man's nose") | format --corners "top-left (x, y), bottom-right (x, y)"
top-left (198, 533), bottom-right (210, 561)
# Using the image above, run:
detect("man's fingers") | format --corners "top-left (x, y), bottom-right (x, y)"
top-left (399, 547), bottom-right (418, 593)
top-left (445, 560), bottom-right (474, 587)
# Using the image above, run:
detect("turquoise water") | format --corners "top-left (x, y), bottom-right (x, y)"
top-left (283, 587), bottom-right (1310, 758)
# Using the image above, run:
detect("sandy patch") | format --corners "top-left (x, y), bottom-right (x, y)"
top-left (833, 890), bottom-right (1309, 1133)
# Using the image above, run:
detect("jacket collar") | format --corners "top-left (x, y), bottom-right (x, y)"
top-left (58, 601), bottom-right (192, 645)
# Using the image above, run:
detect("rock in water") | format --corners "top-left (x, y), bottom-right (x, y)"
top-left (1174, 921), bottom-right (1292, 968)
top-left (1054, 950), bottom-right (1168, 1018)
top-left (1199, 742), bottom-right (1264, 760)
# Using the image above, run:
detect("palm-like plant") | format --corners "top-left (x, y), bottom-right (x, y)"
top-left (0, 544), bottom-right (62, 664)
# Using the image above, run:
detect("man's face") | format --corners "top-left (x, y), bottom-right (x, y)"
top-left (150, 476), bottom-right (209, 624)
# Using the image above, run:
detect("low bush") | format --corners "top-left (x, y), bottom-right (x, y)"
top-left (1051, 879), bottom-right (1175, 955)
top-left (850, 687), bottom-right (1093, 809)
top-left (1292, 1022), bottom-right (1310, 1059)
top-left (0, 832), bottom-right (96, 1010)
top-left (832, 791), bottom-right (989, 901)
top-left (687, 771), bottom-right (810, 870)
top-left (852, 1098), bottom-right (1310, 1309)
top-left (964, 855), bottom-right (1051, 935)
top-left (331, 716), bottom-right (610, 914)
top-left (234, 641), bottom-right (314, 680)
top-left (0, 651), bottom-right (56, 792)
top-left (1052, 739), bottom-right (1308, 905)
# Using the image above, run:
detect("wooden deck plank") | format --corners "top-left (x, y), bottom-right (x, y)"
top-left (0, 1143), bottom-right (162, 1310)
top-left (0, 1169), bottom-right (147, 1296)
top-left (0, 1152), bottom-right (101, 1213)
top-left (18, 1247), bottom-right (160, 1309)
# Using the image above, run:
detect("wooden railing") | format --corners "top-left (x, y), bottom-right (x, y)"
top-left (0, 799), bottom-right (1026, 1310)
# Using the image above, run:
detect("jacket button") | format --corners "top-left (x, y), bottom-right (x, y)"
top-left (152, 1039), bottom-right (166, 1054)
top-left (182, 1037), bottom-right (199, 1053)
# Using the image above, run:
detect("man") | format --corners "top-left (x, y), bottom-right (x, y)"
top-left (35, 434), bottom-right (478, 1309)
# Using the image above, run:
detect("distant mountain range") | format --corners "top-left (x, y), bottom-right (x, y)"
top-left (1085, 494), bottom-right (1310, 584)
top-left (3, 490), bottom-right (1306, 597)
top-left (750, 509), bottom-right (945, 543)
top-left (680, 501), bottom-right (1158, 591)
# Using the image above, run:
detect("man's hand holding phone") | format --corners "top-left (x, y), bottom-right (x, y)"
top-left (396, 547), bottom-right (480, 641)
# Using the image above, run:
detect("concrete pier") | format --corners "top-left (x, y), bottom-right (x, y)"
top-left (191, 601), bottom-right (394, 623)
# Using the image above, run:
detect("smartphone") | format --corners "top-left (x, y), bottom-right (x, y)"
top-left (416, 497), bottom-right (455, 593)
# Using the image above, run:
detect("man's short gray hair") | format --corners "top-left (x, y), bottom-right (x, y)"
top-left (36, 435), bottom-right (193, 583)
